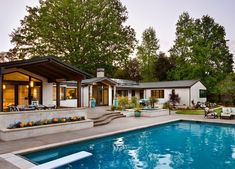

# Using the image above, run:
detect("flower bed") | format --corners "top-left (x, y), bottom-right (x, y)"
top-left (7, 116), bottom-right (85, 129)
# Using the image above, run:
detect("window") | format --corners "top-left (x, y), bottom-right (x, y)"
top-left (66, 88), bottom-right (77, 99)
top-left (53, 86), bottom-right (66, 100)
top-left (131, 90), bottom-right (135, 97)
top-left (151, 90), bottom-right (164, 98)
top-left (199, 89), bottom-right (207, 98)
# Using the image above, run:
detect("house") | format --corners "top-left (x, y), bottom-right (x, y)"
top-left (0, 56), bottom-right (91, 112)
top-left (0, 58), bottom-right (207, 112)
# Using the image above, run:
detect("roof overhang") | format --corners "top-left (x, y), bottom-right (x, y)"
top-left (0, 56), bottom-right (92, 82)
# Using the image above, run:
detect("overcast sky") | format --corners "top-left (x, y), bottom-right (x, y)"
top-left (0, 0), bottom-right (235, 58)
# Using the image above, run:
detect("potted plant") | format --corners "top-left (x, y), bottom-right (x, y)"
top-left (134, 108), bottom-right (141, 117)
top-left (149, 97), bottom-right (158, 108)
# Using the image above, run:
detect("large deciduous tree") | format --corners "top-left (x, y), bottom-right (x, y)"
top-left (155, 52), bottom-right (173, 81)
top-left (10, 0), bottom-right (136, 75)
top-left (137, 27), bottom-right (160, 82)
top-left (168, 12), bottom-right (234, 92)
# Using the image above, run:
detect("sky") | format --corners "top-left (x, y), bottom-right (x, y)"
top-left (0, 0), bottom-right (235, 59)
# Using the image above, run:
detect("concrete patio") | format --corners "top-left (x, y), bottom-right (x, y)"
top-left (1, 109), bottom-right (235, 169)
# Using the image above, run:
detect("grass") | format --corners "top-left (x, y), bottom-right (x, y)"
top-left (176, 109), bottom-right (204, 115)
top-left (176, 107), bottom-right (222, 115)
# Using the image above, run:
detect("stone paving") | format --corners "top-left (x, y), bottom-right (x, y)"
top-left (1, 108), bottom-right (235, 169)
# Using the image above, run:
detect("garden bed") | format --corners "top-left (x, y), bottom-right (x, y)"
top-left (0, 120), bottom-right (93, 141)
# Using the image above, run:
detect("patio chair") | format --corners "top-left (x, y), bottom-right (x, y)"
top-left (8, 105), bottom-right (19, 112)
top-left (220, 107), bottom-right (233, 120)
top-left (204, 107), bottom-right (218, 119)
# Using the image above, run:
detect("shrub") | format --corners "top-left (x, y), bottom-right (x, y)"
top-left (118, 96), bottom-right (128, 110)
top-left (131, 96), bottom-right (138, 106)
top-left (149, 97), bottom-right (158, 108)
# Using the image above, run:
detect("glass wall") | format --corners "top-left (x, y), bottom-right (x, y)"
top-left (2, 72), bottom-right (42, 111)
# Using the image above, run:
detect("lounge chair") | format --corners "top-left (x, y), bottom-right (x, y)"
top-left (204, 107), bottom-right (218, 118)
top-left (220, 107), bottom-right (234, 120)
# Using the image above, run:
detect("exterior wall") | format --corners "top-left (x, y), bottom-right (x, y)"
top-left (190, 81), bottom-right (207, 106)
top-left (43, 82), bottom-right (53, 106)
top-left (135, 90), bottom-right (140, 99)
top-left (108, 85), bottom-right (112, 106)
top-left (83, 86), bottom-right (89, 107)
top-left (53, 99), bottom-right (77, 107)
top-left (145, 88), bottom-right (190, 106)
top-left (0, 108), bottom-right (88, 129)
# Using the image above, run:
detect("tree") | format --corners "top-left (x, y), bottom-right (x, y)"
top-left (137, 27), bottom-right (160, 82)
top-left (155, 52), bottom-right (173, 81)
top-left (169, 89), bottom-right (180, 108)
top-left (0, 52), bottom-right (18, 62)
top-left (215, 73), bottom-right (235, 105)
top-left (10, 0), bottom-right (136, 75)
top-left (168, 12), bottom-right (234, 92)
top-left (124, 58), bottom-right (142, 81)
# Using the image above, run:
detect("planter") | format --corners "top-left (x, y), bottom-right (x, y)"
top-left (134, 111), bottom-right (141, 117)
top-left (0, 120), bottom-right (93, 141)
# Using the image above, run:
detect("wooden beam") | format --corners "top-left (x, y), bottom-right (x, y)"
top-left (77, 80), bottom-right (81, 107)
top-left (56, 82), bottom-right (60, 108)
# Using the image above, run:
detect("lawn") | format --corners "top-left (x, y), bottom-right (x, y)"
top-left (176, 107), bottom-right (222, 115)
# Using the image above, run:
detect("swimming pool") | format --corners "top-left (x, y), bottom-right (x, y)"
top-left (21, 121), bottom-right (235, 169)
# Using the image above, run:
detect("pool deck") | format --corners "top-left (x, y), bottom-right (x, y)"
top-left (1, 111), bottom-right (235, 169)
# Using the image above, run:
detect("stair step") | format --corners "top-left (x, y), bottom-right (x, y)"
top-left (91, 112), bottom-right (121, 120)
top-left (93, 113), bottom-right (122, 123)
top-left (94, 115), bottom-right (125, 126)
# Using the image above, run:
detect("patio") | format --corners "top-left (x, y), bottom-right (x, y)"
top-left (1, 112), bottom-right (235, 169)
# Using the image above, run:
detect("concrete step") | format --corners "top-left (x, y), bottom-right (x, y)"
top-left (92, 112), bottom-right (122, 123)
top-left (94, 114), bottom-right (126, 126)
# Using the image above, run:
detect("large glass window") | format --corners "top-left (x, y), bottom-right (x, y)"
top-left (199, 89), bottom-right (207, 98)
top-left (53, 86), bottom-right (66, 100)
top-left (66, 88), bottom-right (77, 99)
top-left (3, 84), bottom-right (15, 110)
top-left (151, 90), bottom-right (164, 98)
top-left (31, 86), bottom-right (41, 102)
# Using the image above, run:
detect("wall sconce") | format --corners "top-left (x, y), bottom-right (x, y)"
top-left (26, 85), bottom-right (29, 88)
top-left (3, 85), bottom-right (6, 90)
top-left (30, 81), bottom-right (34, 87)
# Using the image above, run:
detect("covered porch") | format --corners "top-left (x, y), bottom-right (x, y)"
top-left (0, 56), bottom-right (91, 112)
top-left (82, 77), bottom-right (117, 107)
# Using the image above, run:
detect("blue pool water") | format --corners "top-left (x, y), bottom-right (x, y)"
top-left (22, 121), bottom-right (235, 169)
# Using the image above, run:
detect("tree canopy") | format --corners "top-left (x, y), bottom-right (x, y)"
top-left (137, 27), bottom-right (160, 82)
top-left (10, 0), bottom-right (136, 75)
top-left (168, 12), bottom-right (234, 92)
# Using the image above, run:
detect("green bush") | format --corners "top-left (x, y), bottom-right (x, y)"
top-left (131, 96), bottom-right (138, 105)
top-left (118, 96), bottom-right (128, 110)
top-left (149, 97), bottom-right (158, 108)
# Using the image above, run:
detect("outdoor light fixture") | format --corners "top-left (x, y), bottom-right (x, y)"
top-left (3, 85), bottom-right (6, 90)
top-left (26, 85), bottom-right (29, 88)
top-left (30, 81), bottom-right (34, 87)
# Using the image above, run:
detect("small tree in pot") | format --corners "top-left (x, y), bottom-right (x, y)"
top-left (149, 97), bottom-right (158, 108)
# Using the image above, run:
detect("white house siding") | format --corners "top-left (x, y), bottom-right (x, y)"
top-left (82, 86), bottom-right (89, 107)
top-left (145, 88), bottom-right (190, 107)
top-left (43, 82), bottom-right (53, 106)
top-left (190, 81), bottom-right (207, 106)
top-left (108, 85), bottom-right (112, 106)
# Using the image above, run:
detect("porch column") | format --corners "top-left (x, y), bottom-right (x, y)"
top-left (56, 82), bottom-right (60, 108)
top-left (108, 85), bottom-right (112, 106)
top-left (77, 80), bottom-right (81, 107)
top-left (0, 70), bottom-right (3, 112)
top-left (89, 85), bottom-right (93, 107)
top-left (113, 86), bottom-right (116, 99)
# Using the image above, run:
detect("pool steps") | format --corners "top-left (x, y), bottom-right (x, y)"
top-left (30, 151), bottom-right (92, 169)
top-left (91, 112), bottom-right (126, 126)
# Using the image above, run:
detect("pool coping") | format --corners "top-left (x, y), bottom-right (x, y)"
top-left (1, 117), bottom-right (235, 169)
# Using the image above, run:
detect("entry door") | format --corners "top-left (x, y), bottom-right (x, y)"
top-left (97, 88), bottom-right (109, 106)
top-left (18, 85), bottom-right (29, 106)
